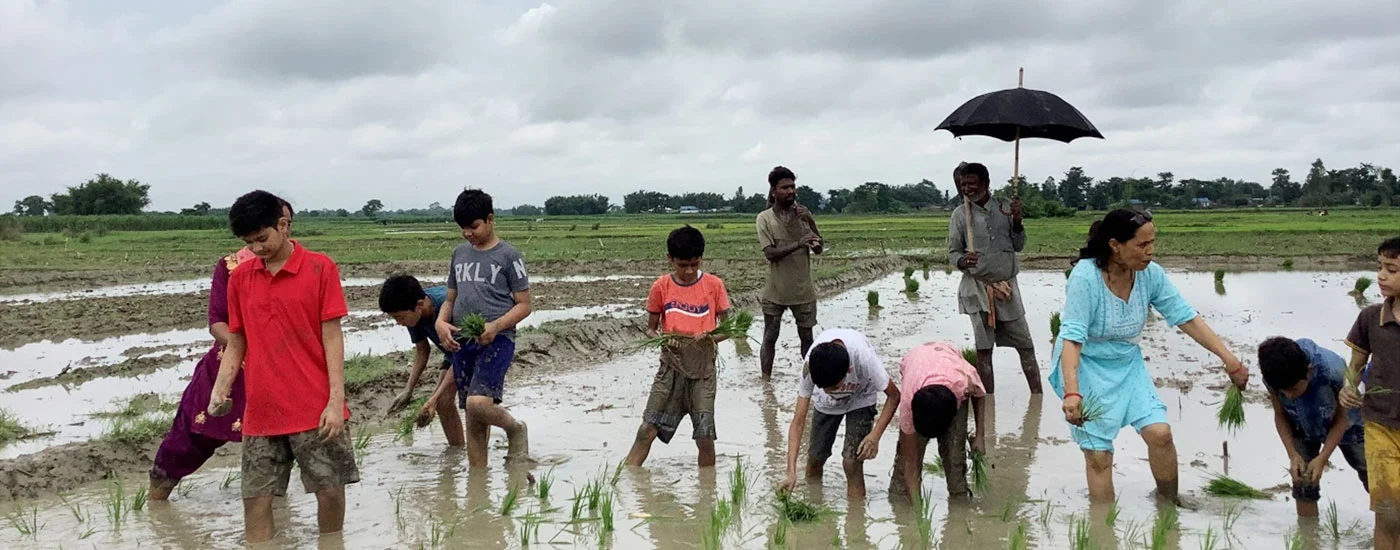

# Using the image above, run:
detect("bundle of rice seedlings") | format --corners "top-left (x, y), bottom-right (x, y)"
top-left (904, 266), bottom-right (915, 279)
top-left (397, 396), bottom-right (430, 440)
top-left (905, 278), bottom-right (920, 293)
top-left (774, 492), bottom-right (831, 524)
top-left (970, 451), bottom-right (989, 493)
top-left (633, 310), bottom-right (755, 349)
top-left (1216, 385), bottom-right (1245, 432)
top-left (1050, 312), bottom-right (1062, 341)
top-left (1343, 366), bottom-right (1394, 396)
top-left (454, 313), bottom-right (488, 341)
top-left (1213, 270), bottom-right (1225, 283)
top-left (1352, 277), bottom-right (1373, 297)
top-left (1076, 395), bottom-right (1106, 424)
top-left (923, 457), bottom-right (944, 476)
top-left (1204, 474), bottom-right (1269, 499)
top-left (961, 348), bottom-right (979, 366)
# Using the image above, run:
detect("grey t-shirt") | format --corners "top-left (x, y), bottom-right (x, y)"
top-left (447, 240), bottom-right (530, 339)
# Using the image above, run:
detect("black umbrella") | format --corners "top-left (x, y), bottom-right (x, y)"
top-left (936, 69), bottom-right (1103, 196)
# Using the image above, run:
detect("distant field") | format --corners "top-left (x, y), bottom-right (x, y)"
top-left (0, 209), bottom-right (1393, 273)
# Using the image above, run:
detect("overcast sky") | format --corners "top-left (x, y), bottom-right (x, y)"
top-left (3, 1), bottom-right (1398, 212)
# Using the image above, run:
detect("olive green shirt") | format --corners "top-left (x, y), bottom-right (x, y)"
top-left (757, 208), bottom-right (817, 305)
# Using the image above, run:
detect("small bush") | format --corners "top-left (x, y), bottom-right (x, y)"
top-left (705, 223), bottom-right (724, 230)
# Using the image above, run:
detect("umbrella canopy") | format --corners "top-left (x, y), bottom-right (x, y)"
top-left (936, 87), bottom-right (1103, 143)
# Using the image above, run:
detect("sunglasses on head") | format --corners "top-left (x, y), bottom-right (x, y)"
top-left (1131, 210), bottom-right (1153, 225)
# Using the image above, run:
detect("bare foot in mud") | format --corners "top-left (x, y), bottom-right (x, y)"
top-left (1160, 492), bottom-right (1199, 511)
top-left (506, 420), bottom-right (530, 460)
top-left (149, 483), bottom-right (173, 502)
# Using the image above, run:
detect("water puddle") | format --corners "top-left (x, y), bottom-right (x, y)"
top-left (0, 269), bottom-right (1381, 548)
top-left (0, 277), bottom-right (415, 305)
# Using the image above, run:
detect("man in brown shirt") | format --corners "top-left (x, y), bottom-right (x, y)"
top-left (1341, 236), bottom-right (1400, 550)
top-left (757, 166), bottom-right (822, 377)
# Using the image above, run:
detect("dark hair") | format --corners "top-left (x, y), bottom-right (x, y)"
top-left (768, 166), bottom-right (796, 187)
top-left (911, 385), bottom-right (958, 439)
top-left (1074, 209), bottom-right (1153, 269)
top-left (229, 190), bottom-right (288, 238)
top-left (379, 274), bottom-right (427, 313)
top-left (808, 342), bottom-right (851, 388)
top-left (1380, 237), bottom-right (1400, 259)
top-left (1258, 336), bottom-right (1310, 390)
top-left (280, 199), bottom-right (295, 220)
top-left (453, 188), bottom-right (493, 228)
top-left (960, 162), bottom-right (989, 184)
top-left (667, 225), bottom-right (705, 260)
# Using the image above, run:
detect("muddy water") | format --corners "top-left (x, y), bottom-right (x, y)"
top-left (0, 270), bottom-right (1382, 548)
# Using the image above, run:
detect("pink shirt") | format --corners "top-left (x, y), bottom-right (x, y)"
top-left (898, 341), bottom-right (985, 435)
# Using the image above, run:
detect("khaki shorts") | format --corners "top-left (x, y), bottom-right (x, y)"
top-left (643, 364), bottom-right (717, 444)
top-left (1366, 422), bottom-right (1400, 513)
top-left (970, 313), bottom-right (1034, 350)
top-left (761, 300), bottom-right (818, 328)
top-left (241, 429), bottom-right (360, 499)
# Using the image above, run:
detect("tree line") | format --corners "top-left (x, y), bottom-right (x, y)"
top-left (12, 159), bottom-right (1396, 219)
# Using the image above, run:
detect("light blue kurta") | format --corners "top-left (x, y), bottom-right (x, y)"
top-left (1049, 261), bottom-right (1198, 446)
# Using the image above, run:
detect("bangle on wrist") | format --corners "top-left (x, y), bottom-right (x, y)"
top-left (1064, 392), bottom-right (1083, 400)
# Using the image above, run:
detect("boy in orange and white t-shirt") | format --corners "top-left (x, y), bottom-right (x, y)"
top-left (625, 226), bottom-right (732, 468)
top-left (890, 341), bottom-right (987, 502)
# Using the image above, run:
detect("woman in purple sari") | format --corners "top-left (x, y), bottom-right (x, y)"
top-left (148, 248), bottom-right (251, 501)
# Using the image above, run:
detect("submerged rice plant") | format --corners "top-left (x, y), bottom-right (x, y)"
top-left (1216, 385), bottom-right (1245, 432)
top-left (1009, 520), bottom-right (1029, 550)
top-left (1198, 524), bottom-right (1221, 550)
top-left (867, 290), bottom-right (881, 308)
top-left (5, 505), bottom-right (43, 539)
top-left (500, 482), bottom-right (521, 516)
top-left (905, 277), bottom-right (921, 293)
top-left (1069, 514), bottom-right (1095, 550)
top-left (537, 468), bottom-right (554, 501)
top-left (916, 488), bottom-right (936, 549)
top-left (1106, 497), bottom-right (1120, 527)
top-left (1352, 277), bottom-right (1373, 296)
top-left (775, 491), bottom-right (831, 524)
top-left (105, 481), bottom-right (128, 527)
top-left (1213, 270), bottom-right (1225, 283)
top-left (1284, 528), bottom-right (1303, 550)
top-left (1148, 505), bottom-right (1178, 550)
top-left (970, 451), bottom-right (989, 493)
top-left (905, 266), bottom-right (916, 279)
top-left (1205, 475), bottom-right (1269, 499)
top-left (130, 485), bottom-right (148, 511)
top-left (729, 459), bottom-right (748, 506)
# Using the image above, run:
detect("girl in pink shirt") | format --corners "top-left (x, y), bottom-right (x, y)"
top-left (890, 341), bottom-right (987, 502)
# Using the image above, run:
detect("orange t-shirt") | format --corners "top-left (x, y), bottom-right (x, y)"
top-left (646, 272), bottom-right (732, 336)
top-left (228, 242), bottom-right (351, 436)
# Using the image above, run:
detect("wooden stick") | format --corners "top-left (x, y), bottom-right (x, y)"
top-left (964, 195), bottom-right (975, 254)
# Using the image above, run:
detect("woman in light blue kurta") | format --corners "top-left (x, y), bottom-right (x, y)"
top-left (1050, 210), bottom-right (1249, 503)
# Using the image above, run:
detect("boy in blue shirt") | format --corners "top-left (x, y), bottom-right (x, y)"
top-left (1258, 336), bottom-right (1367, 517)
top-left (379, 274), bottom-right (465, 447)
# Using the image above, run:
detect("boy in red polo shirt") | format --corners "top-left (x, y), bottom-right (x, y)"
top-left (208, 190), bottom-right (357, 544)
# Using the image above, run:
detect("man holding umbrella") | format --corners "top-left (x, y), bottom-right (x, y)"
top-left (948, 162), bottom-right (1042, 394)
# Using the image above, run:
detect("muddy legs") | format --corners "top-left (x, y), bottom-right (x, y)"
top-left (1083, 450), bottom-right (1115, 502)
top-left (975, 349), bottom-right (996, 394)
top-left (625, 423), bottom-right (660, 467)
top-left (1141, 423), bottom-right (1180, 504)
top-left (244, 496), bottom-right (276, 544)
top-left (844, 458), bottom-right (866, 499)
top-left (695, 439), bottom-right (716, 468)
top-left (435, 390), bottom-right (465, 448)
top-left (1377, 510), bottom-right (1400, 550)
top-left (1016, 347), bottom-right (1043, 394)
top-left (759, 316), bottom-right (815, 378)
top-left (463, 396), bottom-right (526, 467)
top-left (314, 487), bottom-right (346, 535)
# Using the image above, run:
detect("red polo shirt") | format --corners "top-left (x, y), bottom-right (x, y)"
top-left (228, 241), bottom-right (351, 436)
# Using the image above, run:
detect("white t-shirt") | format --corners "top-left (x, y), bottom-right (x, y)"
top-left (797, 329), bottom-right (889, 415)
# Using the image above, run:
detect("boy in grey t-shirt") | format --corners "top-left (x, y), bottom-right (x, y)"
top-left (435, 189), bottom-right (533, 467)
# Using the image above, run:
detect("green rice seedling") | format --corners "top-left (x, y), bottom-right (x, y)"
top-left (538, 468), bottom-right (554, 501)
top-left (1204, 475), bottom-right (1269, 499)
top-left (1118, 519), bottom-right (1144, 546)
top-left (1221, 503), bottom-right (1241, 535)
top-left (105, 481), bottom-right (128, 527)
top-left (131, 485), bottom-right (148, 511)
top-left (704, 499), bottom-right (734, 548)
top-left (917, 488), bottom-right (936, 549)
top-left (611, 459), bottom-right (626, 487)
top-left (867, 290), bottom-right (881, 308)
top-left (905, 266), bottom-right (916, 279)
top-left (354, 424), bottom-right (372, 451)
top-left (775, 491), bottom-right (831, 524)
top-left (518, 509), bottom-right (540, 546)
top-left (1069, 515), bottom-right (1094, 550)
top-left (946, 264), bottom-right (954, 275)
top-left (1284, 528), bottom-right (1303, 550)
top-left (1009, 520), bottom-right (1029, 550)
top-left (1050, 312), bottom-right (1061, 341)
top-left (924, 457), bottom-right (944, 476)
top-left (6, 505), bottom-right (43, 539)
top-left (905, 277), bottom-right (920, 293)
top-left (970, 451), bottom-right (989, 493)
top-left (1039, 500), bottom-right (1056, 529)
top-left (1106, 497), bottom-right (1121, 527)
top-left (1064, 267), bottom-right (1073, 279)
top-left (729, 459), bottom-right (748, 507)
top-left (58, 493), bottom-right (88, 523)
top-left (962, 348), bottom-right (979, 366)
top-left (569, 485), bottom-right (584, 521)
top-left (79, 525), bottom-right (96, 539)
top-left (1216, 385), bottom-right (1245, 432)
top-left (1199, 524), bottom-right (1220, 550)
top-left (1078, 395), bottom-right (1107, 424)
top-left (1320, 500), bottom-right (1362, 540)
top-left (1281, 259), bottom-right (1294, 271)
top-left (175, 479), bottom-right (202, 499)
top-left (1343, 365), bottom-right (1395, 397)
top-left (1353, 277), bottom-right (1374, 296)
top-left (428, 513), bottom-right (456, 548)
top-left (586, 478), bottom-right (605, 511)
top-left (455, 313), bottom-right (488, 341)
top-left (220, 471), bottom-right (240, 490)
top-left (1000, 499), bottom-right (1018, 522)
top-left (501, 482), bottom-right (522, 516)
top-left (0, 408), bottom-right (34, 448)
top-left (1213, 270), bottom-right (1225, 283)
top-left (600, 491), bottom-right (615, 533)
top-left (391, 487), bottom-right (406, 530)
top-left (1149, 505), bottom-right (1177, 550)
top-left (634, 310), bottom-right (755, 349)
top-left (772, 516), bottom-right (790, 547)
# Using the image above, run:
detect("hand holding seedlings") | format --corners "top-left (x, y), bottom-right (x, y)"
top-left (1062, 394), bottom-right (1084, 426)
top-left (435, 319), bottom-right (461, 353)
top-left (1223, 354), bottom-right (1248, 390)
top-left (1340, 385), bottom-right (1363, 409)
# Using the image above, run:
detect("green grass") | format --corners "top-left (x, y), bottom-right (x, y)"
top-left (100, 413), bottom-right (172, 447)
top-left (0, 408), bottom-right (34, 448)
top-left (1205, 474), bottom-right (1269, 499)
top-left (1217, 385), bottom-right (1246, 432)
top-left (345, 354), bottom-right (396, 389)
top-left (7, 209), bottom-right (1388, 276)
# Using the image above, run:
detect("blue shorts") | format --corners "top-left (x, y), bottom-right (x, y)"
top-left (451, 337), bottom-right (515, 407)
top-left (1069, 390), bottom-right (1168, 452)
